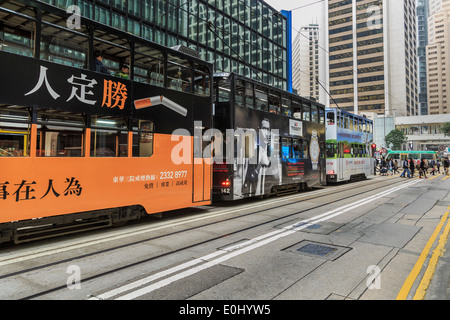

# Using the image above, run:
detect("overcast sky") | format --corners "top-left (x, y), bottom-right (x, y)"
top-left (263, 0), bottom-right (326, 36)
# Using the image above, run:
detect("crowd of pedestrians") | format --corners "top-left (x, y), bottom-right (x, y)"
top-left (375, 157), bottom-right (450, 179)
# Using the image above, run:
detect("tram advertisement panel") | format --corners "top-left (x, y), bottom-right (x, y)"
top-left (0, 52), bottom-right (212, 223)
top-left (230, 106), bottom-right (324, 199)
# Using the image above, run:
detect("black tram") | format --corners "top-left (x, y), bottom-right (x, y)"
top-left (211, 73), bottom-right (326, 201)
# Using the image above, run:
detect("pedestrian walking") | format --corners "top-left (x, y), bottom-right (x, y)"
top-left (388, 158), bottom-right (394, 176)
top-left (394, 159), bottom-right (400, 174)
top-left (400, 158), bottom-right (411, 178)
top-left (409, 158), bottom-right (415, 178)
top-left (419, 159), bottom-right (428, 179)
top-left (444, 157), bottom-right (449, 176)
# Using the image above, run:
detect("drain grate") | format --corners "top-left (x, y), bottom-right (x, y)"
top-left (297, 243), bottom-right (337, 257)
top-left (284, 240), bottom-right (351, 261)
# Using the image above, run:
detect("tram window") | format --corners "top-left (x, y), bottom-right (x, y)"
top-left (218, 79), bottom-right (231, 102)
top-left (132, 120), bottom-right (154, 157)
top-left (319, 107), bottom-right (325, 124)
top-left (167, 54), bottom-right (192, 93)
top-left (255, 86), bottom-right (268, 111)
top-left (358, 119), bottom-right (363, 132)
top-left (302, 140), bottom-right (309, 159)
top-left (244, 133), bottom-right (255, 159)
top-left (292, 139), bottom-right (302, 159)
top-left (235, 80), bottom-right (245, 107)
top-left (281, 138), bottom-right (291, 159)
top-left (311, 105), bottom-right (318, 123)
top-left (337, 113), bottom-right (342, 127)
top-left (94, 29), bottom-right (131, 76)
top-left (292, 100), bottom-right (302, 120)
top-left (36, 110), bottom-right (85, 157)
top-left (0, 106), bottom-right (31, 157)
top-left (0, 10), bottom-right (36, 58)
top-left (194, 64), bottom-right (210, 97)
top-left (282, 97), bottom-right (291, 117)
top-left (343, 115), bottom-right (349, 129)
top-left (268, 91), bottom-right (281, 114)
top-left (303, 103), bottom-right (310, 122)
top-left (349, 116), bottom-right (354, 130)
top-left (326, 143), bottom-right (336, 158)
top-left (134, 44), bottom-right (164, 86)
top-left (327, 112), bottom-right (335, 125)
top-left (343, 142), bottom-right (351, 155)
top-left (245, 82), bottom-right (254, 109)
top-left (40, 18), bottom-right (88, 69)
top-left (91, 116), bottom-right (128, 157)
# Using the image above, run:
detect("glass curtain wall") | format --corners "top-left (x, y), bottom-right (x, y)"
top-left (39, 0), bottom-right (288, 91)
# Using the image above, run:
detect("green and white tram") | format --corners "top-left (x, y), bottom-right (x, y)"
top-left (386, 150), bottom-right (438, 161)
top-left (325, 108), bottom-right (374, 183)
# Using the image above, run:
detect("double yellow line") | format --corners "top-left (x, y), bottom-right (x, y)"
top-left (396, 206), bottom-right (450, 300)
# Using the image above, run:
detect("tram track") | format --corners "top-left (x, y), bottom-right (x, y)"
top-left (0, 176), bottom-right (418, 300)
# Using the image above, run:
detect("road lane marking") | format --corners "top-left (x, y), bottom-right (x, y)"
top-left (0, 182), bottom-right (371, 267)
top-left (413, 207), bottom-right (450, 300)
top-left (396, 208), bottom-right (450, 300)
top-left (90, 180), bottom-right (420, 300)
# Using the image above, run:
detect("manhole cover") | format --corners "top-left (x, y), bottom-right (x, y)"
top-left (283, 240), bottom-right (351, 261)
top-left (297, 243), bottom-right (337, 257)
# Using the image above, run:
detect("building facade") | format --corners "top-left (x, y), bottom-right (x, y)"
top-left (417, 0), bottom-right (429, 115)
top-left (395, 114), bottom-right (450, 151)
top-left (426, 0), bottom-right (450, 115)
top-left (326, 0), bottom-right (419, 117)
top-left (39, 0), bottom-right (289, 91)
top-left (373, 114), bottom-right (450, 151)
top-left (292, 24), bottom-right (320, 101)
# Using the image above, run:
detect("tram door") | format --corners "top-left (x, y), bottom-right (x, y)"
top-left (338, 142), bottom-right (345, 180)
top-left (193, 131), bottom-right (212, 203)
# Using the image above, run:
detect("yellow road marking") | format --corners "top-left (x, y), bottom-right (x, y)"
top-left (396, 208), bottom-right (450, 300)
top-left (413, 214), bottom-right (450, 300)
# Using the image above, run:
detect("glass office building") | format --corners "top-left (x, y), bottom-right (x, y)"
top-left (40, 0), bottom-right (289, 91)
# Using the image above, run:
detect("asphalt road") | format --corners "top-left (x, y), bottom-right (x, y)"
top-left (0, 173), bottom-right (448, 305)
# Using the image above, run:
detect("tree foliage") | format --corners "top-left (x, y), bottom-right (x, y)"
top-left (385, 129), bottom-right (407, 150)
top-left (442, 122), bottom-right (450, 137)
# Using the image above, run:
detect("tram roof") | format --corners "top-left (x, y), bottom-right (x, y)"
top-left (325, 108), bottom-right (372, 122)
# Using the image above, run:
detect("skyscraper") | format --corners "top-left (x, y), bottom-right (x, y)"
top-left (426, 0), bottom-right (450, 115)
top-left (292, 24), bottom-right (320, 101)
top-left (417, 0), bottom-right (430, 116)
top-left (326, 0), bottom-right (419, 116)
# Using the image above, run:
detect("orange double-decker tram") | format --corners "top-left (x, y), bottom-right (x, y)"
top-left (0, 0), bottom-right (213, 244)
